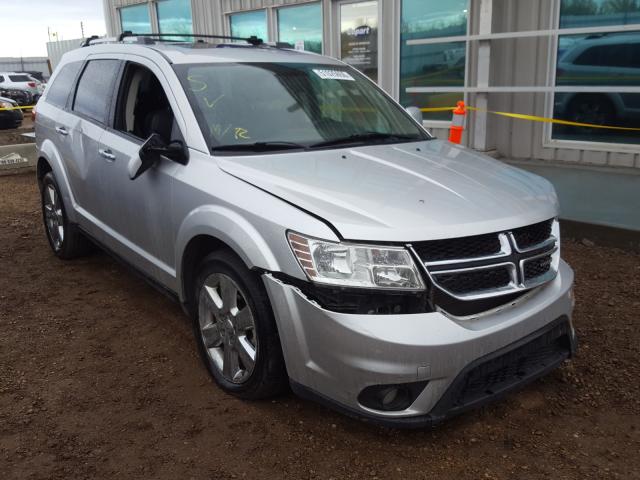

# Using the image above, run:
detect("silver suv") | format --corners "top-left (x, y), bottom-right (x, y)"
top-left (35, 36), bottom-right (576, 427)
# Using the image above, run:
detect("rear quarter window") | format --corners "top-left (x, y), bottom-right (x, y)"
top-left (45, 62), bottom-right (83, 108)
top-left (73, 59), bottom-right (121, 124)
top-left (9, 75), bottom-right (32, 82)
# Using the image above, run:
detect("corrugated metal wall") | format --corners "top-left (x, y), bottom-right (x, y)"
top-left (0, 57), bottom-right (50, 79)
top-left (46, 39), bottom-right (86, 70)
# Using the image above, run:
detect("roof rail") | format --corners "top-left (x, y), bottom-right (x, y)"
top-left (117, 31), bottom-right (264, 46)
top-left (80, 36), bottom-right (118, 47)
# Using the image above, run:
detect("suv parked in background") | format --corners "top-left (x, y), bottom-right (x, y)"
top-left (555, 32), bottom-right (640, 128)
top-left (34, 35), bottom-right (576, 427)
top-left (0, 72), bottom-right (41, 100)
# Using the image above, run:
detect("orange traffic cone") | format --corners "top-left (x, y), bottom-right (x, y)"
top-left (448, 101), bottom-right (466, 144)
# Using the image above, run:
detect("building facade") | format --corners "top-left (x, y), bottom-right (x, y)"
top-left (101, 0), bottom-right (640, 231)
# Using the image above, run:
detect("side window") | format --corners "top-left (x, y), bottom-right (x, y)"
top-left (0, 75), bottom-right (5, 83)
top-left (114, 63), bottom-right (181, 142)
top-left (73, 59), bottom-right (121, 124)
top-left (44, 62), bottom-right (83, 108)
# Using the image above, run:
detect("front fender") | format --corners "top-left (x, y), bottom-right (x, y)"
top-left (175, 204), bottom-right (281, 301)
top-left (38, 139), bottom-right (78, 223)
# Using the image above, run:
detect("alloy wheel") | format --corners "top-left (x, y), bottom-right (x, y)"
top-left (198, 273), bottom-right (257, 384)
top-left (43, 184), bottom-right (64, 251)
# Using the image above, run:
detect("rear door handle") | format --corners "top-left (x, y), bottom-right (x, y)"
top-left (99, 149), bottom-right (116, 161)
top-left (55, 126), bottom-right (68, 136)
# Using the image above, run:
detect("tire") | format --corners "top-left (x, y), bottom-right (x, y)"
top-left (40, 172), bottom-right (92, 259)
top-left (193, 250), bottom-right (287, 399)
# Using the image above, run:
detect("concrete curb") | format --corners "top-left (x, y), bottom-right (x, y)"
top-left (0, 143), bottom-right (37, 176)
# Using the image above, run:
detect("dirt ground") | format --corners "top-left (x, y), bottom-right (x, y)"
top-left (1, 173), bottom-right (639, 480)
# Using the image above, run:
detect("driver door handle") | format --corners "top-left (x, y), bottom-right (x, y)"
top-left (55, 126), bottom-right (68, 136)
top-left (99, 148), bottom-right (116, 161)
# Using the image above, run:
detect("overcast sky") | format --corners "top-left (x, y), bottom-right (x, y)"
top-left (0, 0), bottom-right (106, 57)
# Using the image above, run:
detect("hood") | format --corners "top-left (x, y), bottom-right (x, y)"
top-left (216, 140), bottom-right (558, 242)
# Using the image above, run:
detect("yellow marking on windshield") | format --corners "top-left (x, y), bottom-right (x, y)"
top-left (203, 94), bottom-right (225, 109)
top-left (234, 127), bottom-right (250, 140)
top-left (187, 75), bottom-right (207, 92)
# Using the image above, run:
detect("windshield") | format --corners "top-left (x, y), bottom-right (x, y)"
top-left (174, 62), bottom-right (429, 152)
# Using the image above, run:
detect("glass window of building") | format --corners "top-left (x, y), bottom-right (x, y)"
top-left (553, 30), bottom-right (640, 145)
top-left (560, 0), bottom-right (640, 28)
top-left (120, 3), bottom-right (151, 34)
top-left (157, 0), bottom-right (193, 38)
top-left (339, 1), bottom-right (379, 83)
top-left (400, 0), bottom-right (468, 120)
top-left (229, 10), bottom-right (268, 42)
top-left (277, 3), bottom-right (323, 54)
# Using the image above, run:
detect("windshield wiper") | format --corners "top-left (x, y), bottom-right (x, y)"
top-left (309, 132), bottom-right (422, 149)
top-left (211, 141), bottom-right (308, 152)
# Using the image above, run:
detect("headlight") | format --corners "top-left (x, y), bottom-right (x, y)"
top-left (287, 232), bottom-right (425, 290)
top-left (0, 101), bottom-right (14, 109)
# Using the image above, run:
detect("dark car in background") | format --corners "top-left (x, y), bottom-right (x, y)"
top-left (0, 95), bottom-right (23, 129)
top-left (0, 86), bottom-right (35, 106)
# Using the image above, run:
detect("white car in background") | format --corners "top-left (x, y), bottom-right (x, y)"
top-left (0, 72), bottom-right (42, 100)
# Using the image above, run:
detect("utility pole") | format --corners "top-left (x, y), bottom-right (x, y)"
top-left (80, 21), bottom-right (85, 39)
top-left (47, 27), bottom-right (51, 42)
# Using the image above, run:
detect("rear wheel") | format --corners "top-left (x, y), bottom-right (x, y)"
top-left (40, 172), bottom-right (91, 259)
top-left (193, 250), bottom-right (287, 399)
top-left (567, 94), bottom-right (616, 133)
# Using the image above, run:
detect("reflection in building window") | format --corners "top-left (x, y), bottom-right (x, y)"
top-left (553, 31), bottom-right (640, 145)
top-left (120, 4), bottom-right (151, 34)
top-left (560, 0), bottom-right (640, 28)
top-left (399, 0), bottom-right (468, 120)
top-left (277, 3), bottom-right (323, 53)
top-left (230, 10), bottom-right (268, 41)
top-left (157, 0), bottom-right (193, 39)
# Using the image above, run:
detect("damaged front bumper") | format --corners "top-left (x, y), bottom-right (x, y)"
top-left (262, 260), bottom-right (576, 428)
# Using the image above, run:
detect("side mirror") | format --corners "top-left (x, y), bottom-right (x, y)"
top-left (130, 133), bottom-right (189, 180)
top-left (405, 106), bottom-right (423, 125)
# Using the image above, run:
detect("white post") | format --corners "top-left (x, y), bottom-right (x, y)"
top-left (473, 0), bottom-right (493, 151)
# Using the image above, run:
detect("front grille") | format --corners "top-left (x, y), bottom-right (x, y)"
top-left (434, 267), bottom-right (511, 295)
top-left (512, 219), bottom-right (553, 250)
top-left (523, 255), bottom-right (552, 281)
top-left (430, 318), bottom-right (573, 420)
top-left (412, 218), bottom-right (557, 315)
top-left (413, 232), bottom-right (501, 262)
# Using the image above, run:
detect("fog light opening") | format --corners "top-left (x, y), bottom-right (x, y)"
top-left (358, 381), bottom-right (428, 412)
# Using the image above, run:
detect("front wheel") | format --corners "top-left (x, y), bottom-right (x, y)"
top-left (193, 250), bottom-right (287, 399)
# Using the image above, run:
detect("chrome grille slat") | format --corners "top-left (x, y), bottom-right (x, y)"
top-left (411, 219), bottom-right (559, 302)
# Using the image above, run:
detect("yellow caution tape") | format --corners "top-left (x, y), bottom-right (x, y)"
top-left (420, 107), bottom-right (457, 112)
top-left (0, 105), bottom-right (35, 111)
top-left (422, 105), bottom-right (640, 131)
top-left (2, 104), bottom-right (637, 131)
